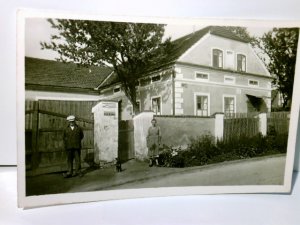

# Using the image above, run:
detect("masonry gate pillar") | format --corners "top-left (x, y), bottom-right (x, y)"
top-left (258, 113), bottom-right (267, 136)
top-left (133, 111), bottom-right (154, 160)
top-left (92, 101), bottom-right (118, 165)
top-left (214, 113), bottom-right (224, 141)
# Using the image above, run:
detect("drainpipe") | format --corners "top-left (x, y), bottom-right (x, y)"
top-left (172, 68), bottom-right (176, 116)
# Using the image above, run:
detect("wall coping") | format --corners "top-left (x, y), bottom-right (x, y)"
top-left (154, 115), bottom-right (214, 119)
top-left (133, 111), bottom-right (154, 120)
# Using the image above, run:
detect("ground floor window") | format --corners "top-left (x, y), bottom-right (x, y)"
top-left (151, 97), bottom-right (161, 115)
top-left (195, 95), bottom-right (209, 116)
top-left (224, 96), bottom-right (236, 115)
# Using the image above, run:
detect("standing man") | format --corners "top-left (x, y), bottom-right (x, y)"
top-left (63, 115), bottom-right (84, 178)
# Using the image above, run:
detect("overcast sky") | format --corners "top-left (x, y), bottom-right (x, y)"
top-left (25, 18), bottom-right (272, 60)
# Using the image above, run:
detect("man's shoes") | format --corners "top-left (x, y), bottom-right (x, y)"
top-left (63, 172), bottom-right (72, 178)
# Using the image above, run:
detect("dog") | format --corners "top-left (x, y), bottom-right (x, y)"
top-left (115, 158), bottom-right (122, 172)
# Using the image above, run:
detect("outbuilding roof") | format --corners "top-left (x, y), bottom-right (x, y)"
top-left (25, 57), bottom-right (113, 92)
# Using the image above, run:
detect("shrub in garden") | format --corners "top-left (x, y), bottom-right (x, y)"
top-left (158, 131), bottom-right (288, 168)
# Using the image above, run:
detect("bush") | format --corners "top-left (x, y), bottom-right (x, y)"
top-left (158, 132), bottom-right (288, 168)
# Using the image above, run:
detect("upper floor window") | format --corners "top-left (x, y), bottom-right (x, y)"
top-left (212, 49), bottom-right (223, 68)
top-left (248, 79), bottom-right (259, 87)
top-left (195, 72), bottom-right (209, 81)
top-left (151, 75), bottom-right (161, 83)
top-left (237, 54), bottom-right (246, 72)
top-left (224, 75), bottom-right (235, 84)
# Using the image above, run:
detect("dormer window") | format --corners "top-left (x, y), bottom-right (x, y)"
top-left (212, 49), bottom-right (223, 68)
top-left (151, 75), bottom-right (161, 83)
top-left (237, 54), bottom-right (246, 72)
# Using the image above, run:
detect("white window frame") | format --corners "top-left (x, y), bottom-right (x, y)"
top-left (194, 71), bottom-right (209, 82)
top-left (211, 48), bottom-right (224, 69)
top-left (248, 79), bottom-right (259, 87)
top-left (194, 92), bottom-right (210, 116)
top-left (224, 75), bottom-right (236, 84)
top-left (151, 95), bottom-right (162, 115)
top-left (223, 94), bottom-right (236, 114)
top-left (236, 53), bottom-right (247, 72)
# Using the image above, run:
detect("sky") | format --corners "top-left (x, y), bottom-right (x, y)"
top-left (25, 18), bottom-right (272, 60)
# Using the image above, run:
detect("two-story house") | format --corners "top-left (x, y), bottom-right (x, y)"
top-left (97, 26), bottom-right (272, 120)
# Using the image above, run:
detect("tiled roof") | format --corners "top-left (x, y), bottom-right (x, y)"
top-left (26, 27), bottom-right (248, 90)
top-left (99, 26), bottom-right (248, 88)
top-left (25, 57), bottom-right (113, 90)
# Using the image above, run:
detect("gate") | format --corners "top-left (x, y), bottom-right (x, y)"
top-left (118, 120), bottom-right (135, 162)
top-left (25, 100), bottom-right (96, 175)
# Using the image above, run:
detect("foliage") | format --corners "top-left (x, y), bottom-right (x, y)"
top-left (158, 132), bottom-right (288, 168)
top-left (41, 19), bottom-right (173, 112)
top-left (224, 26), bottom-right (255, 43)
top-left (255, 28), bottom-right (299, 108)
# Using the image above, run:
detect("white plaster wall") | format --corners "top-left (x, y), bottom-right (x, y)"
top-left (92, 101), bottom-right (118, 163)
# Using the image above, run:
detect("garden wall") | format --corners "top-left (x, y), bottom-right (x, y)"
top-left (154, 115), bottom-right (215, 149)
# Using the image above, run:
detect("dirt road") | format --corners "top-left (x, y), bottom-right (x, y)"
top-left (110, 155), bottom-right (286, 189)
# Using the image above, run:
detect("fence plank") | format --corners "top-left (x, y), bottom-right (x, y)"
top-left (224, 116), bottom-right (259, 142)
top-left (25, 100), bottom-right (97, 175)
top-left (31, 101), bottom-right (39, 169)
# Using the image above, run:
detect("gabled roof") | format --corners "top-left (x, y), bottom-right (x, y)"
top-left (99, 26), bottom-right (249, 88)
top-left (159, 26), bottom-right (249, 67)
top-left (25, 57), bottom-right (113, 92)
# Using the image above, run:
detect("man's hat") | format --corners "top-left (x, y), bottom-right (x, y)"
top-left (66, 115), bottom-right (75, 121)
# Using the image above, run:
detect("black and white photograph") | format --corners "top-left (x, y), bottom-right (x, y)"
top-left (17, 12), bottom-right (300, 208)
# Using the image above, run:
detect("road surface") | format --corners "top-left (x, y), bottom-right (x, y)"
top-left (110, 155), bottom-right (286, 189)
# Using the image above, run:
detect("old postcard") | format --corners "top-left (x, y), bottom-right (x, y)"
top-left (17, 9), bottom-right (300, 208)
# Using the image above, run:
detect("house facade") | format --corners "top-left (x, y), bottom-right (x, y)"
top-left (99, 26), bottom-right (272, 120)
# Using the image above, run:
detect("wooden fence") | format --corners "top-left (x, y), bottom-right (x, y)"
top-left (224, 116), bottom-right (259, 142)
top-left (223, 112), bottom-right (290, 142)
top-left (267, 111), bottom-right (290, 134)
top-left (25, 100), bottom-right (97, 175)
